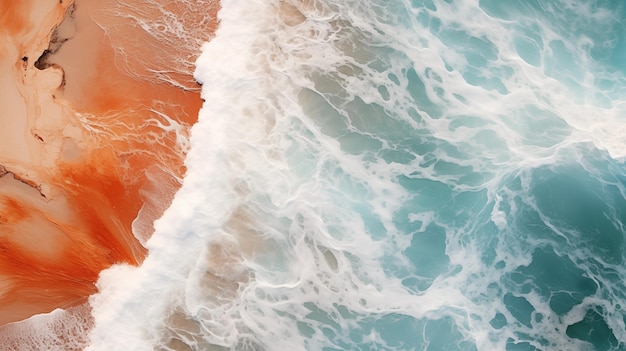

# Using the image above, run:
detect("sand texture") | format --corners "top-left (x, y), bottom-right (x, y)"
top-left (0, 0), bottom-right (219, 334)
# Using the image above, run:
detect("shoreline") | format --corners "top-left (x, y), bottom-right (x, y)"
top-left (0, 0), bottom-right (219, 332)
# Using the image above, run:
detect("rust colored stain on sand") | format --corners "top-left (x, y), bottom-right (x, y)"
top-left (0, 1), bottom-right (32, 36)
top-left (0, 0), bottom-right (219, 327)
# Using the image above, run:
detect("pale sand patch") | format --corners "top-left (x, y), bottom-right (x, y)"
top-left (0, 0), bottom-right (74, 176)
top-left (0, 63), bottom-right (29, 165)
top-left (35, 2), bottom-right (99, 109)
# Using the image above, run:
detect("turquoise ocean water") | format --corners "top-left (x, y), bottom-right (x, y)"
top-left (85, 0), bottom-right (626, 350)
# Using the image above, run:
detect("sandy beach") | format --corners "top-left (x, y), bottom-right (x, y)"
top-left (0, 0), bottom-right (218, 338)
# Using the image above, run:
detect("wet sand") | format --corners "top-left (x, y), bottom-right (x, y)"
top-left (0, 0), bottom-right (218, 336)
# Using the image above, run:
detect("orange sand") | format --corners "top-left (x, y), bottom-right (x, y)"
top-left (0, 0), bottom-right (219, 328)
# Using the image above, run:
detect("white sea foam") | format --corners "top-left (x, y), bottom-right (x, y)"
top-left (87, 0), bottom-right (281, 348)
top-left (86, 0), bottom-right (459, 348)
top-left (0, 305), bottom-right (91, 351)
